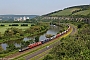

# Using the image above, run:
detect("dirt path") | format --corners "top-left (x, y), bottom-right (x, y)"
top-left (69, 24), bottom-right (77, 35)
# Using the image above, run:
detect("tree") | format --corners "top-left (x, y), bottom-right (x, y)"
top-left (21, 41), bottom-right (26, 48)
top-left (4, 27), bottom-right (24, 37)
top-left (25, 41), bottom-right (30, 46)
top-left (26, 19), bottom-right (30, 22)
top-left (20, 40), bottom-right (34, 49)
top-left (43, 54), bottom-right (53, 60)
top-left (78, 24), bottom-right (82, 28)
top-left (6, 44), bottom-right (16, 51)
top-left (35, 36), bottom-right (39, 42)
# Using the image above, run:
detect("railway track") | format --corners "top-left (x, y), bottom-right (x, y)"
top-left (2, 24), bottom-right (76, 60)
top-left (25, 25), bottom-right (76, 60)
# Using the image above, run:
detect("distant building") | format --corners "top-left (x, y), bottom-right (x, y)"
top-left (23, 16), bottom-right (26, 21)
top-left (14, 16), bottom-right (30, 21)
top-left (0, 19), bottom-right (2, 20)
top-left (26, 17), bottom-right (29, 19)
top-left (20, 17), bottom-right (22, 20)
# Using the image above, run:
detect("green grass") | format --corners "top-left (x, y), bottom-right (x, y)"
top-left (51, 8), bottom-right (80, 16)
top-left (0, 23), bottom-right (31, 34)
top-left (30, 48), bottom-right (51, 60)
top-left (72, 9), bottom-right (90, 16)
top-left (0, 50), bottom-right (18, 58)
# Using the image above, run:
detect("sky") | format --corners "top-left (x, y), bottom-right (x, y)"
top-left (0, 0), bottom-right (90, 15)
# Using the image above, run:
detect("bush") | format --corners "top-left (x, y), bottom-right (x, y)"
top-left (12, 24), bottom-right (19, 26)
top-left (35, 36), bottom-right (39, 42)
top-left (4, 27), bottom-right (24, 37)
top-left (31, 24), bottom-right (35, 26)
top-left (0, 24), bottom-right (5, 26)
top-left (9, 25), bottom-right (12, 26)
top-left (43, 54), bottom-right (53, 60)
top-left (21, 24), bottom-right (28, 26)
top-left (9, 24), bottom-right (19, 26)
top-left (78, 24), bottom-right (82, 28)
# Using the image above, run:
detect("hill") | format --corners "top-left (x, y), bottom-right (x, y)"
top-left (44, 5), bottom-right (90, 17)
top-left (51, 8), bottom-right (81, 16)
top-left (72, 9), bottom-right (90, 16)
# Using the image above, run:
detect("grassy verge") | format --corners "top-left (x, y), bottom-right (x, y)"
top-left (0, 50), bottom-right (18, 58)
top-left (12, 27), bottom-right (73, 60)
top-left (30, 48), bottom-right (51, 60)
top-left (0, 36), bottom-right (24, 43)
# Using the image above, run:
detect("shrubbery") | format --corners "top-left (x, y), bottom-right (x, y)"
top-left (4, 27), bottom-right (24, 37)
top-left (43, 22), bottom-right (90, 60)
top-left (21, 24), bottom-right (28, 26)
top-left (0, 24), bottom-right (5, 26)
top-left (9, 24), bottom-right (19, 26)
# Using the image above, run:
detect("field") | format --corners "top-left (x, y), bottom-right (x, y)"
top-left (0, 23), bottom-right (31, 34)
top-left (51, 8), bottom-right (80, 16)
top-left (72, 9), bottom-right (90, 15)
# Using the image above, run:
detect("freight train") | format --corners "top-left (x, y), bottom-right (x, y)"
top-left (19, 25), bottom-right (71, 52)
